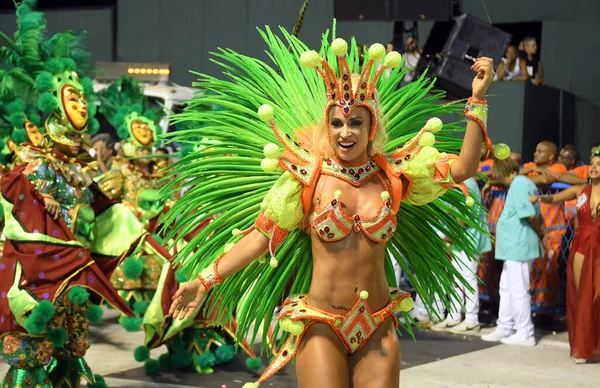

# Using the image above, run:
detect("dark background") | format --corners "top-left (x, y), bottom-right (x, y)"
top-left (1, 0), bottom-right (598, 155)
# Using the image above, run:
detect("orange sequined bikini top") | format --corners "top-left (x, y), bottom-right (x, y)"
top-left (312, 159), bottom-right (397, 243)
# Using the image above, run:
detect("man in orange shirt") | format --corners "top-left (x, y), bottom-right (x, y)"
top-left (559, 142), bottom-right (599, 185)
top-left (520, 141), bottom-right (568, 311)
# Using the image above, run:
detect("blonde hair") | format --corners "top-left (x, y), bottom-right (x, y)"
top-left (312, 74), bottom-right (387, 157)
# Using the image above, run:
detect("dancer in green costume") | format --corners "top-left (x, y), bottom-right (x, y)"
top-left (164, 24), bottom-right (507, 387)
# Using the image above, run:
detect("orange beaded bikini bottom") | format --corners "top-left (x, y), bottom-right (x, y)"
top-left (250, 288), bottom-right (414, 385)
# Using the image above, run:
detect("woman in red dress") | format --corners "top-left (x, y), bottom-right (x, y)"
top-left (532, 153), bottom-right (600, 363)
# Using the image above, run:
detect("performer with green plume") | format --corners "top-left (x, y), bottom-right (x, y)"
top-left (95, 75), bottom-right (171, 308)
top-left (0, 2), bottom-right (134, 387)
top-left (163, 24), bottom-right (508, 387)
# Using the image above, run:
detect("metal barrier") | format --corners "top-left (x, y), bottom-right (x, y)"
top-left (478, 183), bottom-right (576, 315)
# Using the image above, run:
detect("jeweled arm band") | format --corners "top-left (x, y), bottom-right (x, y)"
top-left (464, 96), bottom-right (494, 155)
top-left (197, 256), bottom-right (224, 291)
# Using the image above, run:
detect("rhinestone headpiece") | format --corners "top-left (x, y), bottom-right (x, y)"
top-left (300, 39), bottom-right (403, 142)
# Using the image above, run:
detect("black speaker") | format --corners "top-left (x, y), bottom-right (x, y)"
top-left (416, 14), bottom-right (512, 99)
top-left (334, 0), bottom-right (462, 21)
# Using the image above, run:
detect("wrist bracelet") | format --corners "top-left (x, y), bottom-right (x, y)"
top-left (197, 256), bottom-right (224, 291)
top-left (464, 97), bottom-right (495, 157)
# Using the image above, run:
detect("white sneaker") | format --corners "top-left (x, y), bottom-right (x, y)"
top-left (448, 321), bottom-right (481, 334)
top-left (431, 317), bottom-right (462, 331)
top-left (573, 358), bottom-right (588, 364)
top-left (481, 328), bottom-right (512, 342)
top-left (500, 333), bottom-right (536, 346)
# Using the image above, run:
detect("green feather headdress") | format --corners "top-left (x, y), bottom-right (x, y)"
top-left (0, 0), bottom-right (99, 147)
top-left (159, 22), bottom-right (489, 354)
top-left (97, 75), bottom-right (164, 156)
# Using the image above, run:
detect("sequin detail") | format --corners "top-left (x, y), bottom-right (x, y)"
top-left (254, 288), bottom-right (411, 384)
top-left (321, 158), bottom-right (380, 187)
top-left (312, 194), bottom-right (396, 243)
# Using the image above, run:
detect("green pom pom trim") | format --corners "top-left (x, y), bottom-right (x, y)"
top-left (157, 353), bottom-right (172, 371)
top-left (35, 72), bottom-right (55, 92)
top-left (7, 112), bottom-right (25, 128)
top-left (36, 300), bottom-right (56, 318)
top-left (215, 344), bottom-right (236, 364)
top-left (133, 300), bottom-right (149, 316)
top-left (90, 374), bottom-right (107, 388)
top-left (143, 359), bottom-right (161, 375)
top-left (121, 315), bottom-right (142, 332)
top-left (45, 58), bottom-right (65, 74)
top-left (24, 300), bottom-right (55, 334)
top-left (134, 345), bottom-right (150, 362)
top-left (170, 350), bottom-right (193, 369)
top-left (11, 129), bottom-right (28, 145)
top-left (245, 357), bottom-right (262, 371)
top-left (27, 112), bottom-right (42, 128)
top-left (122, 256), bottom-right (144, 279)
top-left (48, 327), bottom-right (68, 347)
top-left (117, 125), bottom-right (130, 140)
top-left (62, 58), bottom-right (76, 71)
top-left (38, 92), bottom-right (58, 113)
top-left (193, 352), bottom-right (216, 369)
top-left (24, 319), bottom-right (47, 335)
top-left (86, 304), bottom-right (104, 322)
top-left (67, 286), bottom-right (90, 305)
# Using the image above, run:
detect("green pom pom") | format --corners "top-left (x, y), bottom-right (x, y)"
top-left (24, 318), bottom-right (47, 335)
top-left (90, 374), bottom-right (107, 388)
top-left (38, 92), bottom-right (58, 113)
top-left (157, 353), bottom-right (172, 371)
top-left (171, 352), bottom-right (193, 369)
top-left (67, 286), bottom-right (90, 305)
top-left (62, 58), bottom-right (76, 71)
top-left (46, 58), bottom-right (64, 74)
top-left (24, 300), bottom-right (55, 334)
top-left (133, 300), bottom-right (149, 316)
top-left (245, 357), bottom-right (262, 371)
top-left (143, 359), bottom-right (160, 376)
top-left (28, 112), bottom-right (42, 128)
top-left (193, 352), bottom-right (216, 368)
top-left (8, 112), bottom-right (25, 128)
top-left (134, 345), bottom-right (150, 362)
top-left (121, 316), bottom-right (142, 332)
top-left (215, 344), bottom-right (236, 364)
top-left (122, 256), bottom-right (144, 279)
top-left (6, 100), bottom-right (26, 113)
top-left (174, 271), bottom-right (187, 284)
top-left (48, 327), bottom-right (67, 347)
top-left (11, 129), bottom-right (28, 145)
top-left (86, 304), bottom-right (104, 322)
top-left (117, 125), bottom-right (130, 140)
top-left (169, 336), bottom-right (186, 353)
top-left (35, 72), bottom-right (55, 92)
top-left (31, 300), bottom-right (55, 323)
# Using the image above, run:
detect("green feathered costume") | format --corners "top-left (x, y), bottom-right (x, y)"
top-left (159, 23), bottom-right (496, 386)
top-left (0, 2), bottom-right (126, 388)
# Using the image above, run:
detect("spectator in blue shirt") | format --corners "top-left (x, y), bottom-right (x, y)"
top-left (482, 158), bottom-right (544, 346)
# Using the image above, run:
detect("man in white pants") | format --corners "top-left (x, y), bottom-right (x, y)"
top-left (481, 158), bottom-right (543, 346)
top-left (432, 177), bottom-right (492, 332)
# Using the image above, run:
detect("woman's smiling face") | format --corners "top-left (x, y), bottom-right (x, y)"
top-left (328, 106), bottom-right (371, 164)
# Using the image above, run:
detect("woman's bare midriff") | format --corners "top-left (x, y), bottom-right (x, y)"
top-left (306, 174), bottom-right (393, 314)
